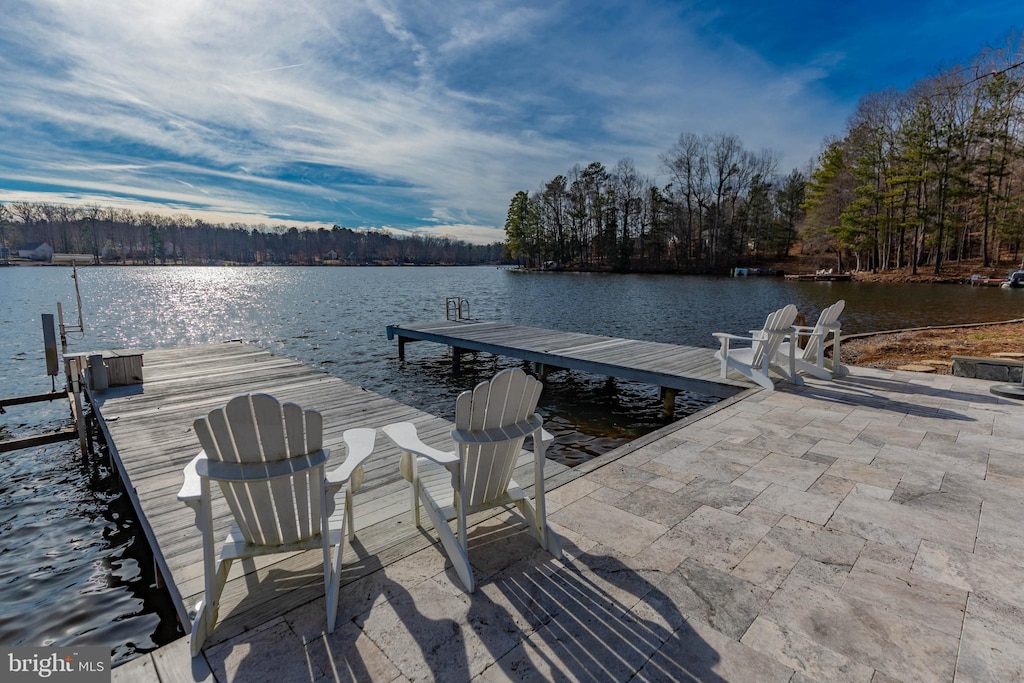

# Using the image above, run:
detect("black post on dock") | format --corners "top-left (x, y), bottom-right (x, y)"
top-left (42, 313), bottom-right (59, 390)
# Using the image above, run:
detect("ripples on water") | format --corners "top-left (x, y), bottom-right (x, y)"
top-left (0, 405), bottom-right (182, 663)
top-left (3, 265), bottom-right (1023, 663)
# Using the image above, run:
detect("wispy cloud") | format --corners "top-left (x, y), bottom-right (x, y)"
top-left (0, 1), bottom-right (1018, 243)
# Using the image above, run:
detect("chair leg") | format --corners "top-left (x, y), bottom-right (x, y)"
top-left (191, 557), bottom-right (232, 656)
top-left (751, 369), bottom-right (775, 391)
top-left (517, 500), bottom-right (564, 559)
top-left (189, 600), bottom-right (209, 657)
top-left (325, 536), bottom-right (344, 633)
top-left (410, 480), bottom-right (422, 527)
top-left (345, 490), bottom-right (355, 541)
top-left (422, 499), bottom-right (474, 592)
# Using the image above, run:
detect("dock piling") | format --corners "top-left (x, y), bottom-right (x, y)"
top-left (660, 387), bottom-right (677, 419)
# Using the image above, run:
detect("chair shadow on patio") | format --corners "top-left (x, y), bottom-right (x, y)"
top-left (351, 512), bottom-right (726, 681)
top-left (475, 547), bottom-right (728, 681)
top-left (795, 375), bottom-right (986, 420)
top-left (203, 509), bottom-right (727, 681)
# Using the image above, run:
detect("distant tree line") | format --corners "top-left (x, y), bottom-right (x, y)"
top-left (505, 34), bottom-right (1024, 275)
top-left (0, 203), bottom-right (504, 265)
top-left (503, 143), bottom-right (804, 273)
top-left (804, 35), bottom-right (1024, 274)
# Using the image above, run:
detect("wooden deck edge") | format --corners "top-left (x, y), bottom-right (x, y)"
top-left (87, 385), bottom-right (193, 631)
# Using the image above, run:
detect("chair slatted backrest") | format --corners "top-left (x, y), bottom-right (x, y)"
top-left (802, 300), bottom-right (845, 360)
top-left (751, 304), bottom-right (799, 368)
top-left (194, 393), bottom-right (325, 546)
top-left (454, 369), bottom-right (543, 508)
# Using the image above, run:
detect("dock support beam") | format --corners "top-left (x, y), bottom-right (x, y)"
top-left (397, 336), bottom-right (406, 360)
top-left (660, 387), bottom-right (677, 420)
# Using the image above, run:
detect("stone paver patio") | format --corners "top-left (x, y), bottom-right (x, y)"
top-left (114, 366), bottom-right (1024, 682)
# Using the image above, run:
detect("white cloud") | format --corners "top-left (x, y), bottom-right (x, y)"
top-left (2, 0), bottom-right (1007, 242)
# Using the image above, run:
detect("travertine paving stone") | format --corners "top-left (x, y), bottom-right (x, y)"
top-left (825, 459), bottom-right (903, 490)
top-left (127, 366), bottom-right (1024, 683)
top-left (843, 558), bottom-right (968, 637)
top-left (660, 505), bottom-right (772, 572)
top-left (761, 575), bottom-right (960, 681)
top-left (828, 491), bottom-right (978, 552)
top-left (734, 453), bottom-right (828, 491)
top-left (796, 418), bottom-right (865, 444)
top-left (731, 538), bottom-right (801, 590)
top-left (807, 473), bottom-right (857, 499)
top-left (549, 495), bottom-right (668, 557)
top-left (955, 593), bottom-right (1024, 683)
top-left (653, 557), bottom-right (771, 639)
top-left (610, 483), bottom-right (702, 527)
top-left (808, 437), bottom-right (881, 463)
top-left (751, 482), bottom-right (840, 525)
top-left (764, 516), bottom-right (865, 568)
top-left (636, 616), bottom-right (794, 682)
top-left (670, 475), bottom-right (761, 514)
top-left (741, 615), bottom-right (875, 683)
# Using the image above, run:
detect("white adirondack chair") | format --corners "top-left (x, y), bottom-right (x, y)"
top-left (778, 300), bottom-right (848, 380)
top-left (713, 304), bottom-right (802, 391)
top-left (177, 393), bottom-right (375, 656)
top-left (382, 368), bottom-right (562, 593)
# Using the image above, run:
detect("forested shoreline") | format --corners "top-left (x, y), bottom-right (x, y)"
top-left (0, 204), bottom-right (503, 265)
top-left (504, 35), bottom-right (1024, 275)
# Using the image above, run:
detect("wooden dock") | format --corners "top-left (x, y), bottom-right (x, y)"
top-left (88, 342), bottom-right (573, 651)
top-left (783, 272), bottom-right (853, 281)
top-left (968, 277), bottom-right (1008, 287)
top-left (386, 320), bottom-right (753, 400)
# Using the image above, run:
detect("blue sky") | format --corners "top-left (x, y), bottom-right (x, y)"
top-left (1, 1), bottom-right (1020, 244)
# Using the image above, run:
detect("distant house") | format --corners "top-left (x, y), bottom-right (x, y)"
top-left (0, 245), bottom-right (10, 262)
top-left (18, 242), bottom-right (54, 261)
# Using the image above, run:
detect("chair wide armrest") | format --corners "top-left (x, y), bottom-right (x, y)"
top-left (382, 421), bottom-right (458, 465)
top-left (327, 428), bottom-right (377, 487)
top-left (177, 452), bottom-right (204, 503)
top-left (712, 332), bottom-right (754, 343)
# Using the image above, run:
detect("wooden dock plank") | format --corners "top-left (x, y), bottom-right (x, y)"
top-left (88, 342), bottom-right (572, 643)
top-left (387, 320), bottom-right (754, 398)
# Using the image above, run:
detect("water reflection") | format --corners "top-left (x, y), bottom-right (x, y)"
top-left (0, 430), bottom-right (182, 664)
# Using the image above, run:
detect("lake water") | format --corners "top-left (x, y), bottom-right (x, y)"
top-left (3, 265), bottom-right (1023, 664)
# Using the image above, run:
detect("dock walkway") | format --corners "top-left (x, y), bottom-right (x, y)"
top-left (89, 342), bottom-right (572, 651)
top-left (386, 320), bottom-right (753, 400)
